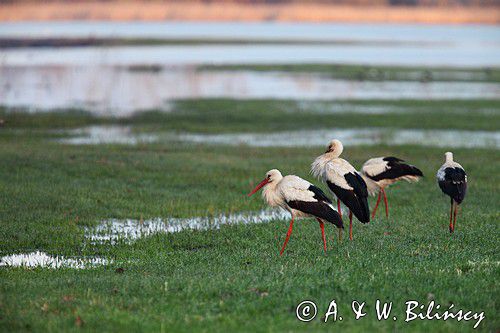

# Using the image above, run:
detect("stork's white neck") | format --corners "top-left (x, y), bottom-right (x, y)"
top-left (445, 152), bottom-right (454, 163)
top-left (311, 154), bottom-right (330, 180)
top-left (262, 179), bottom-right (283, 208)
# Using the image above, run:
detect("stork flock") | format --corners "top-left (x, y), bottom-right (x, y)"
top-left (248, 139), bottom-right (467, 255)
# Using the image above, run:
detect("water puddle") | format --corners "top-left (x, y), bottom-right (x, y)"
top-left (0, 251), bottom-right (110, 269)
top-left (58, 126), bottom-right (157, 145)
top-left (85, 209), bottom-right (289, 244)
top-left (1, 210), bottom-right (291, 266)
top-left (1, 67), bottom-right (498, 115)
top-left (56, 125), bottom-right (500, 149)
top-left (178, 128), bottom-right (500, 149)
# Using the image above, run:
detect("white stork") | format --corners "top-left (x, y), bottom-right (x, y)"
top-left (247, 169), bottom-right (343, 255)
top-left (311, 139), bottom-right (370, 240)
top-left (360, 156), bottom-right (423, 219)
top-left (437, 152), bottom-right (467, 233)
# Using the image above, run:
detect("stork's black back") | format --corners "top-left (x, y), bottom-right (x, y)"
top-left (438, 167), bottom-right (467, 204)
top-left (368, 157), bottom-right (423, 181)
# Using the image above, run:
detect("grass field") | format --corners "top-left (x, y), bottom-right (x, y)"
top-left (199, 64), bottom-right (500, 83)
top-left (0, 96), bottom-right (499, 332)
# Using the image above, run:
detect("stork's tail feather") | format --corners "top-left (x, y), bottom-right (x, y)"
top-left (324, 207), bottom-right (344, 229)
top-left (452, 182), bottom-right (467, 204)
top-left (357, 196), bottom-right (370, 223)
top-left (401, 163), bottom-right (424, 178)
top-left (348, 196), bottom-right (370, 224)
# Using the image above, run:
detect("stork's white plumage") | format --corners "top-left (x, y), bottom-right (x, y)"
top-left (311, 139), bottom-right (370, 240)
top-left (248, 169), bottom-right (343, 255)
top-left (437, 152), bottom-right (467, 233)
top-left (360, 156), bottom-right (423, 219)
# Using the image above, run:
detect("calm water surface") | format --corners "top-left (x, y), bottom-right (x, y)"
top-left (1, 67), bottom-right (499, 114)
top-left (1, 22), bottom-right (499, 113)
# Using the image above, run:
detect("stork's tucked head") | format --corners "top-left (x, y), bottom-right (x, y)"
top-left (325, 139), bottom-right (344, 157)
top-left (445, 151), bottom-right (454, 162)
top-left (247, 169), bottom-right (283, 197)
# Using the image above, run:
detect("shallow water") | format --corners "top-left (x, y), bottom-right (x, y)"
top-left (1, 22), bottom-right (498, 114)
top-left (59, 126), bottom-right (157, 145)
top-left (3, 43), bottom-right (500, 68)
top-left (1, 22), bottom-right (499, 67)
top-left (0, 251), bottom-right (109, 269)
top-left (56, 125), bottom-right (500, 149)
top-left (2, 67), bottom-right (498, 115)
top-left (85, 209), bottom-right (290, 244)
top-left (1, 22), bottom-right (497, 43)
top-left (179, 128), bottom-right (500, 149)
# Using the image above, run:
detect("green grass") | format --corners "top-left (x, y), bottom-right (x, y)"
top-left (2, 99), bottom-right (500, 133)
top-left (0, 98), bottom-right (499, 332)
top-left (199, 64), bottom-right (500, 83)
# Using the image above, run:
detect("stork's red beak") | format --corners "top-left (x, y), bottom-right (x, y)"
top-left (247, 178), bottom-right (269, 197)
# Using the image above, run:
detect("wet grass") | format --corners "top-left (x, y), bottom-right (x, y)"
top-left (1, 99), bottom-right (500, 133)
top-left (0, 101), bottom-right (499, 332)
top-left (199, 64), bottom-right (500, 83)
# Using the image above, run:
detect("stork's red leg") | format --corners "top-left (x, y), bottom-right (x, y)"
top-left (337, 198), bottom-right (342, 219)
top-left (280, 214), bottom-right (295, 256)
top-left (372, 191), bottom-right (382, 219)
top-left (349, 210), bottom-right (353, 241)
top-left (449, 198), bottom-right (454, 233)
top-left (453, 202), bottom-right (458, 231)
top-left (382, 188), bottom-right (389, 218)
top-left (316, 218), bottom-right (327, 253)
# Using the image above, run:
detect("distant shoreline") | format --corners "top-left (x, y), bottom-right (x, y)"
top-left (0, 37), bottom-right (451, 49)
top-left (0, 2), bottom-right (499, 24)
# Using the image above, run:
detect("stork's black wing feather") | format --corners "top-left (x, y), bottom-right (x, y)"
top-left (368, 157), bottom-right (423, 182)
top-left (307, 185), bottom-right (332, 204)
top-left (383, 156), bottom-right (405, 163)
top-left (287, 200), bottom-right (343, 229)
top-left (327, 173), bottom-right (370, 223)
top-left (438, 167), bottom-right (467, 204)
top-left (344, 172), bottom-right (368, 199)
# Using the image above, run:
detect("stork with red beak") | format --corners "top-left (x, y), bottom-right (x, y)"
top-left (311, 139), bottom-right (370, 240)
top-left (248, 169), bottom-right (343, 255)
top-left (360, 156), bottom-right (423, 219)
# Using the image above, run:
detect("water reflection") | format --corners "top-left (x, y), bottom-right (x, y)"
top-left (56, 125), bottom-right (500, 149)
top-left (2, 66), bottom-right (498, 115)
top-left (178, 128), bottom-right (500, 149)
